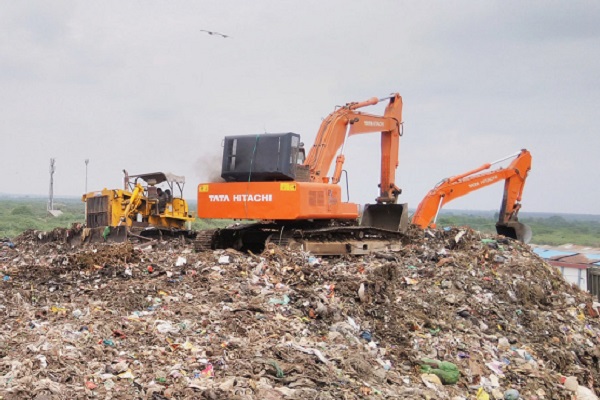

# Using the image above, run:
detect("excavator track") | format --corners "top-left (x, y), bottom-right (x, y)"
top-left (207, 223), bottom-right (408, 255)
top-left (136, 227), bottom-right (197, 241)
top-left (294, 226), bottom-right (408, 255)
top-left (194, 229), bottom-right (217, 252)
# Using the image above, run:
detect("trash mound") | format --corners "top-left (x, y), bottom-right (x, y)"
top-left (1, 227), bottom-right (599, 399)
top-left (15, 225), bottom-right (84, 244)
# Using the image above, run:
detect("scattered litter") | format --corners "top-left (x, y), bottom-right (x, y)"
top-left (1, 226), bottom-right (599, 398)
top-left (218, 255), bottom-right (230, 264)
top-left (268, 294), bottom-right (290, 305)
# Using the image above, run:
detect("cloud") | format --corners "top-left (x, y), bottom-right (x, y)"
top-left (0, 1), bottom-right (598, 214)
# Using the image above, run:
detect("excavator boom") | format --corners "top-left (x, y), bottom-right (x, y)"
top-left (304, 93), bottom-right (403, 203)
top-left (412, 149), bottom-right (532, 242)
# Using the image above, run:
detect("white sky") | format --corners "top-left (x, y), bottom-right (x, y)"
top-left (1, 1), bottom-right (599, 214)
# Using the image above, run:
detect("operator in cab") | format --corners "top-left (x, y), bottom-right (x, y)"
top-left (157, 188), bottom-right (167, 213)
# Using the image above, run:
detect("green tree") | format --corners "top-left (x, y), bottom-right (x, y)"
top-left (11, 205), bottom-right (33, 216)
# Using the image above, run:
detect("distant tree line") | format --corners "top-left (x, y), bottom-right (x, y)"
top-left (436, 214), bottom-right (600, 247)
top-left (1, 198), bottom-right (598, 247)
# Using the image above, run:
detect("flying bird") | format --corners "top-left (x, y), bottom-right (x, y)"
top-left (200, 29), bottom-right (230, 38)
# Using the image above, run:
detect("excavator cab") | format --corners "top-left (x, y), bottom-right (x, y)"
top-left (221, 132), bottom-right (310, 182)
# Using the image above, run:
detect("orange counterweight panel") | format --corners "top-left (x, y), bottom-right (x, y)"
top-left (197, 181), bottom-right (359, 220)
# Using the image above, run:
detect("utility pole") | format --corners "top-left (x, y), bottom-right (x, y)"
top-left (85, 159), bottom-right (89, 193)
top-left (47, 158), bottom-right (63, 217)
top-left (48, 158), bottom-right (55, 212)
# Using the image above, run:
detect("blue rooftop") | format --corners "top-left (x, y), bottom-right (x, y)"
top-left (532, 248), bottom-right (577, 259)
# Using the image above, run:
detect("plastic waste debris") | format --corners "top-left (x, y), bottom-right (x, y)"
top-left (421, 373), bottom-right (443, 388)
top-left (504, 388), bottom-right (520, 399)
top-left (577, 385), bottom-right (599, 400)
top-left (216, 254), bottom-right (230, 265)
top-left (118, 369), bottom-right (135, 379)
top-left (102, 226), bottom-right (111, 241)
top-left (201, 363), bottom-right (214, 378)
top-left (308, 256), bottom-right (320, 266)
top-left (564, 375), bottom-right (579, 392)
top-left (85, 381), bottom-right (97, 390)
top-left (420, 358), bottom-right (460, 385)
top-left (268, 295), bottom-right (290, 305)
top-left (476, 388), bottom-right (491, 400)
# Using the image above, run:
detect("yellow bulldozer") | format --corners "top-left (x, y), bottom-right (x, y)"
top-left (81, 170), bottom-right (195, 242)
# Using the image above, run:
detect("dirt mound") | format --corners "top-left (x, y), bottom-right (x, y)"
top-left (0, 227), bottom-right (599, 399)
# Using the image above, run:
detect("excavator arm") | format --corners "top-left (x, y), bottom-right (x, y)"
top-left (303, 93), bottom-right (403, 204)
top-left (412, 149), bottom-right (532, 242)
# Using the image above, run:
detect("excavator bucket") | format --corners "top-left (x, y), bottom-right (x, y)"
top-left (360, 203), bottom-right (409, 232)
top-left (496, 221), bottom-right (532, 244)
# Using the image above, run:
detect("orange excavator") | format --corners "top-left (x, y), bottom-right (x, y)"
top-left (197, 93), bottom-right (408, 254)
top-left (411, 149), bottom-right (532, 243)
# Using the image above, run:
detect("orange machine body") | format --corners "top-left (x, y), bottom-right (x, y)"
top-left (412, 149), bottom-right (532, 229)
top-left (197, 181), bottom-right (358, 220)
top-left (198, 93), bottom-right (405, 224)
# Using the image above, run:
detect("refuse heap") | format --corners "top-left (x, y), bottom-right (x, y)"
top-left (1, 227), bottom-right (599, 400)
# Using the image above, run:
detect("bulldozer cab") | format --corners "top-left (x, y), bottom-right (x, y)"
top-left (125, 171), bottom-right (186, 200)
top-left (123, 171), bottom-right (191, 221)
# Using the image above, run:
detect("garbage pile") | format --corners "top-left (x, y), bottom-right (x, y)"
top-left (1, 227), bottom-right (599, 399)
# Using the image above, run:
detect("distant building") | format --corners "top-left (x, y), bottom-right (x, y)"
top-left (533, 247), bottom-right (600, 299)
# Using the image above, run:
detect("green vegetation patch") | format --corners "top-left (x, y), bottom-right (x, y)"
top-left (0, 198), bottom-right (234, 238)
top-left (437, 214), bottom-right (600, 247)
top-left (0, 198), bottom-right (85, 238)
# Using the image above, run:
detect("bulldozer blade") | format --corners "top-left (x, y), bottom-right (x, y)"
top-left (496, 221), bottom-right (532, 244)
top-left (360, 203), bottom-right (409, 232)
top-left (81, 226), bottom-right (128, 244)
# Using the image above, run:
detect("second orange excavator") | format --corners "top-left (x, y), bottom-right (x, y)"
top-left (411, 149), bottom-right (533, 243)
top-left (197, 93), bottom-right (408, 254)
